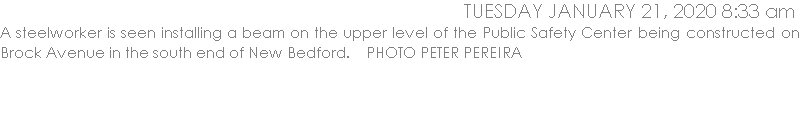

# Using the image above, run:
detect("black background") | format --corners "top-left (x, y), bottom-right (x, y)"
top-left (0, 1), bottom-right (798, 123)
